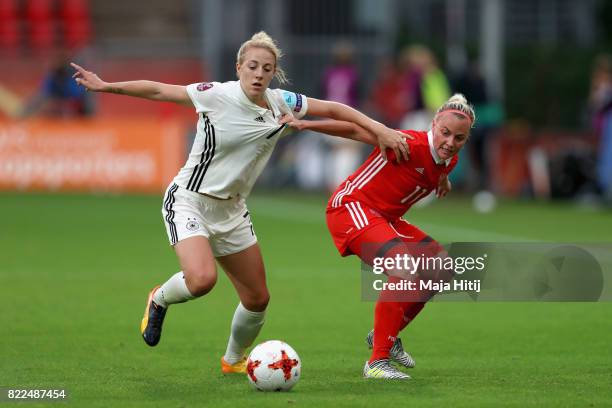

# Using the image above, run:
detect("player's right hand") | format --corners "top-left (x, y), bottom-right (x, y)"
top-left (70, 62), bottom-right (108, 92)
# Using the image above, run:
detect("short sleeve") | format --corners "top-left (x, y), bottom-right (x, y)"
top-left (276, 89), bottom-right (309, 119)
top-left (185, 82), bottom-right (222, 113)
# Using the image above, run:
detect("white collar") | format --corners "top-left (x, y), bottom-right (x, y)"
top-left (233, 81), bottom-right (278, 116)
top-left (428, 129), bottom-right (451, 166)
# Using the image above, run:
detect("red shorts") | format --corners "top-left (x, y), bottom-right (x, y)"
top-left (326, 201), bottom-right (443, 264)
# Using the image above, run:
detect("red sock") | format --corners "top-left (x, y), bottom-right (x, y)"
top-left (398, 302), bottom-right (426, 331)
top-left (369, 275), bottom-right (414, 363)
top-left (369, 300), bottom-right (407, 363)
top-left (397, 271), bottom-right (436, 332)
top-left (370, 301), bottom-right (426, 363)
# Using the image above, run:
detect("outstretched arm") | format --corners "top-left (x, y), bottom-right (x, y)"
top-left (70, 63), bottom-right (192, 106)
top-left (306, 97), bottom-right (413, 162)
top-left (279, 115), bottom-right (378, 145)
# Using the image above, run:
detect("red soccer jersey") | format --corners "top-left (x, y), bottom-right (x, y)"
top-left (328, 130), bottom-right (458, 220)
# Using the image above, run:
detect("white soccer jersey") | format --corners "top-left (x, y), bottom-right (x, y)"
top-left (174, 81), bottom-right (308, 199)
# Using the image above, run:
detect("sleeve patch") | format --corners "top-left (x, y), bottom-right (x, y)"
top-left (281, 91), bottom-right (303, 113)
top-left (197, 82), bottom-right (213, 91)
top-left (294, 93), bottom-right (303, 113)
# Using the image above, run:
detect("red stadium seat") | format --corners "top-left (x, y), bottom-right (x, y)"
top-left (25, 0), bottom-right (56, 51)
top-left (0, 0), bottom-right (20, 51)
top-left (59, 0), bottom-right (91, 49)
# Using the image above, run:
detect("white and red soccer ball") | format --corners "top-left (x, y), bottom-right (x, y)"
top-left (246, 340), bottom-right (301, 391)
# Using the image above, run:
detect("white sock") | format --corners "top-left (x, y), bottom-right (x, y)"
top-left (223, 303), bottom-right (266, 364)
top-left (152, 271), bottom-right (195, 308)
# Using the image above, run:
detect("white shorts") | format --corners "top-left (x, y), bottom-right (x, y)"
top-left (161, 183), bottom-right (257, 257)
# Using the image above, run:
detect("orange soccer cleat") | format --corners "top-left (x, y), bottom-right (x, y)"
top-left (221, 356), bottom-right (247, 374)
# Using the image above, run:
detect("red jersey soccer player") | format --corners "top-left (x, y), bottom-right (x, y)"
top-left (281, 94), bottom-right (475, 379)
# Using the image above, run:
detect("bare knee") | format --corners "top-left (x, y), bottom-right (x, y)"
top-left (175, 236), bottom-right (218, 297)
top-left (242, 290), bottom-right (270, 312)
top-left (184, 268), bottom-right (217, 297)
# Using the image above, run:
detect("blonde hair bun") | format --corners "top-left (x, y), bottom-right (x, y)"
top-left (237, 31), bottom-right (289, 84)
top-left (447, 93), bottom-right (468, 105)
top-left (435, 93), bottom-right (476, 127)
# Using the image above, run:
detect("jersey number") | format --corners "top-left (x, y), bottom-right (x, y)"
top-left (400, 186), bottom-right (429, 205)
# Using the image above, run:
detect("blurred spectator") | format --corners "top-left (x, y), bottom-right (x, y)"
top-left (399, 45), bottom-right (451, 131)
top-left (365, 49), bottom-right (424, 130)
top-left (365, 57), bottom-right (408, 128)
top-left (296, 41), bottom-right (363, 191)
top-left (20, 54), bottom-right (94, 118)
top-left (589, 53), bottom-right (612, 202)
top-left (452, 59), bottom-right (503, 190)
top-left (320, 41), bottom-right (359, 107)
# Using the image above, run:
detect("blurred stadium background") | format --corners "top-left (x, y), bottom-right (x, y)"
top-left (1, 0), bottom-right (612, 200)
top-left (1, 1), bottom-right (611, 406)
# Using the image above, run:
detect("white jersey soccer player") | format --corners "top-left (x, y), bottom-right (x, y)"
top-left (162, 81), bottom-right (308, 254)
top-left (177, 81), bottom-right (306, 199)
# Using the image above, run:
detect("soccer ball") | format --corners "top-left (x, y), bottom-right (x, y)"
top-left (246, 340), bottom-right (301, 392)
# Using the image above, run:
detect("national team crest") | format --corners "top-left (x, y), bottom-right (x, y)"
top-left (186, 218), bottom-right (200, 231)
top-left (197, 82), bottom-right (213, 91)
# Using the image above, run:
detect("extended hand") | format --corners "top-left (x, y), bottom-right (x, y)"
top-left (278, 113), bottom-right (305, 130)
top-left (71, 62), bottom-right (108, 92)
top-left (378, 128), bottom-right (412, 162)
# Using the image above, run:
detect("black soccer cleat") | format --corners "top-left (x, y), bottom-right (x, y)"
top-left (140, 286), bottom-right (167, 347)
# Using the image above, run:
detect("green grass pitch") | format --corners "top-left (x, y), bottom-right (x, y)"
top-left (1, 191), bottom-right (611, 407)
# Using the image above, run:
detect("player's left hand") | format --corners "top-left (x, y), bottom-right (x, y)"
top-left (70, 62), bottom-right (107, 92)
top-left (378, 128), bottom-right (412, 163)
top-left (436, 174), bottom-right (451, 198)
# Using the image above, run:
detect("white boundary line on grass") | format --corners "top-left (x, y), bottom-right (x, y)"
top-left (248, 196), bottom-right (535, 242)
top-left (249, 196), bottom-right (612, 260)
top-left (249, 196), bottom-right (612, 277)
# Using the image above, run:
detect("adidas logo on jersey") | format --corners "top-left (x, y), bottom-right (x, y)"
top-left (254, 116), bottom-right (265, 123)
top-left (415, 167), bottom-right (425, 175)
